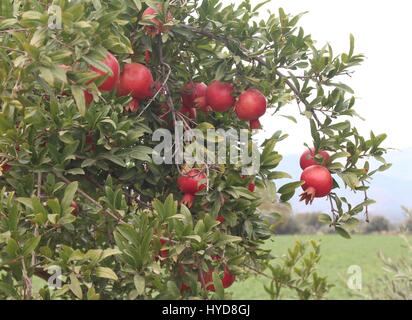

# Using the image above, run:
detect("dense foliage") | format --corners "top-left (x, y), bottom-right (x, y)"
top-left (0, 0), bottom-right (389, 299)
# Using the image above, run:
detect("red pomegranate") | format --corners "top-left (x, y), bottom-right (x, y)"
top-left (199, 257), bottom-right (236, 291)
top-left (181, 82), bottom-right (208, 111)
top-left (177, 169), bottom-right (207, 208)
top-left (235, 89), bottom-right (267, 129)
top-left (70, 201), bottom-right (79, 216)
top-left (142, 5), bottom-right (173, 36)
top-left (159, 238), bottom-right (169, 258)
top-left (125, 99), bottom-right (140, 113)
top-left (206, 80), bottom-right (235, 112)
top-left (1, 163), bottom-right (11, 174)
top-left (299, 165), bottom-right (333, 205)
top-left (216, 216), bottom-right (225, 224)
top-left (90, 52), bottom-right (120, 92)
top-left (85, 132), bottom-right (96, 152)
top-left (144, 49), bottom-right (151, 65)
top-left (300, 148), bottom-right (330, 170)
top-left (180, 282), bottom-right (191, 294)
top-left (84, 90), bottom-right (93, 106)
top-left (118, 63), bottom-right (154, 100)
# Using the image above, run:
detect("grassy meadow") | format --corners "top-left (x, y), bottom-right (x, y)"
top-left (230, 234), bottom-right (410, 300)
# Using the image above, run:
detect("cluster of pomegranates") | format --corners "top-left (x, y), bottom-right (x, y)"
top-left (178, 80), bottom-right (268, 129)
top-left (176, 169), bottom-right (256, 210)
top-left (81, 50), bottom-right (155, 114)
top-left (157, 242), bottom-right (235, 293)
top-left (299, 148), bottom-right (333, 204)
top-left (81, 5), bottom-right (174, 110)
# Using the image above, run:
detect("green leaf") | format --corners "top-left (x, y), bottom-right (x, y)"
top-left (22, 236), bottom-right (41, 256)
top-left (280, 115), bottom-right (297, 123)
top-left (62, 182), bottom-right (78, 209)
top-left (338, 172), bottom-right (359, 189)
top-left (335, 226), bottom-right (351, 239)
top-left (39, 67), bottom-right (54, 86)
top-left (16, 197), bottom-right (33, 209)
top-left (318, 214), bottom-right (332, 225)
top-left (212, 272), bottom-right (224, 298)
top-left (95, 267), bottom-right (118, 281)
top-left (329, 83), bottom-right (354, 94)
top-left (71, 85), bottom-right (86, 116)
top-left (278, 181), bottom-right (304, 194)
top-left (69, 273), bottom-right (83, 299)
top-left (134, 274), bottom-right (145, 295)
top-left (349, 33), bottom-right (355, 57)
top-left (99, 154), bottom-right (126, 167)
top-left (185, 235), bottom-right (202, 243)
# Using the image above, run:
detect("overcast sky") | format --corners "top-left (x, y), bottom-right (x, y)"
top-left (223, 0), bottom-right (412, 156)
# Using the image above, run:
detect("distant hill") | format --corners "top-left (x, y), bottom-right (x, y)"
top-left (274, 149), bottom-right (412, 222)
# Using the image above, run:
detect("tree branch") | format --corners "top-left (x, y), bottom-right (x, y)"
top-left (53, 170), bottom-right (126, 224)
top-left (178, 24), bottom-right (322, 127)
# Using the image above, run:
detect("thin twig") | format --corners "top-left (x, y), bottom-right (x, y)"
top-left (21, 258), bottom-right (32, 300)
top-left (31, 173), bottom-right (41, 267)
top-left (53, 170), bottom-right (125, 224)
top-left (362, 181), bottom-right (370, 223)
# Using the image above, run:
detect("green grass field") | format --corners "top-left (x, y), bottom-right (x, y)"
top-left (230, 234), bottom-right (410, 300)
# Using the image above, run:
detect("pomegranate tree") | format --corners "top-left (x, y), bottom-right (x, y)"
top-left (0, 0), bottom-right (389, 301)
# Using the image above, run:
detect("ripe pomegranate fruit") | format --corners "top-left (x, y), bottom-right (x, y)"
top-left (118, 63), bottom-right (154, 100)
top-left (142, 5), bottom-right (173, 36)
top-left (235, 89), bottom-right (267, 129)
top-left (180, 282), bottom-right (191, 294)
top-left (1, 163), bottom-right (11, 175)
top-left (199, 256), bottom-right (235, 291)
top-left (299, 165), bottom-right (333, 205)
top-left (84, 90), bottom-right (93, 106)
top-left (85, 132), bottom-right (96, 152)
top-left (177, 169), bottom-right (207, 208)
top-left (90, 52), bottom-right (120, 92)
top-left (70, 201), bottom-right (79, 216)
top-left (125, 99), bottom-right (140, 113)
top-left (144, 49), bottom-right (151, 65)
top-left (181, 82), bottom-right (208, 111)
top-left (300, 148), bottom-right (330, 170)
top-left (216, 216), bottom-right (225, 224)
top-left (206, 80), bottom-right (235, 112)
top-left (159, 238), bottom-right (169, 258)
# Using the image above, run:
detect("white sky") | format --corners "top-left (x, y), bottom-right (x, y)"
top-left (224, 0), bottom-right (412, 155)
